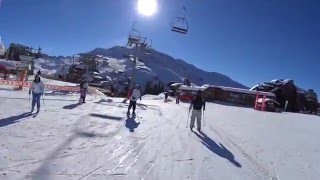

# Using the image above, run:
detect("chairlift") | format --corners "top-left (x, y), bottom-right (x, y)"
top-left (172, 6), bottom-right (188, 34)
top-left (145, 39), bottom-right (152, 55)
top-left (127, 21), bottom-right (145, 47)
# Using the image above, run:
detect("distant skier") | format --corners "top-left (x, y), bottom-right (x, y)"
top-left (164, 92), bottom-right (169, 102)
top-left (176, 91), bottom-right (180, 104)
top-left (127, 84), bottom-right (141, 117)
top-left (110, 84), bottom-right (115, 97)
top-left (29, 74), bottom-right (45, 113)
top-left (79, 80), bottom-right (89, 103)
top-left (189, 90), bottom-right (206, 132)
top-left (37, 70), bottom-right (41, 76)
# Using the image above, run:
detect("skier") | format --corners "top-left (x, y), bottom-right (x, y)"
top-left (189, 90), bottom-right (206, 132)
top-left (127, 84), bottom-right (141, 117)
top-left (79, 80), bottom-right (89, 103)
top-left (29, 74), bottom-right (45, 113)
top-left (164, 92), bottom-right (169, 102)
top-left (176, 91), bottom-right (180, 104)
top-left (110, 84), bottom-right (115, 97)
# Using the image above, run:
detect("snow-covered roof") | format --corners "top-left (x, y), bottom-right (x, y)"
top-left (179, 85), bottom-right (208, 91)
top-left (250, 84), bottom-right (260, 91)
top-left (269, 79), bottom-right (292, 86)
top-left (210, 85), bottom-right (276, 97)
top-left (0, 59), bottom-right (18, 70)
top-left (170, 83), bottom-right (183, 87)
top-left (93, 75), bottom-right (104, 80)
top-left (105, 76), bottom-right (112, 81)
top-left (179, 84), bottom-right (275, 97)
top-left (92, 71), bottom-right (101, 75)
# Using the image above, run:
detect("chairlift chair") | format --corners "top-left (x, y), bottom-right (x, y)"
top-left (172, 6), bottom-right (188, 34)
top-left (144, 39), bottom-right (152, 55)
top-left (127, 21), bottom-right (144, 47)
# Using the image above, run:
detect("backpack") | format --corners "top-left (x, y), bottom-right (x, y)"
top-left (193, 95), bottom-right (204, 110)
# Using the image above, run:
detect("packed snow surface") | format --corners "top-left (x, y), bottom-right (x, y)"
top-left (1, 79), bottom-right (320, 180)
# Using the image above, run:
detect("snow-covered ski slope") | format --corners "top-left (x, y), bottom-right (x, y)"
top-left (1, 79), bottom-right (320, 180)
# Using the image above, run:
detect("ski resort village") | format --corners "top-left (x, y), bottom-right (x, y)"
top-left (1, 0), bottom-right (320, 180)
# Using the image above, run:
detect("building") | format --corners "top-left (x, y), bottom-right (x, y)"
top-left (175, 84), bottom-right (275, 107)
top-left (251, 79), bottom-right (318, 113)
top-left (202, 86), bottom-right (275, 107)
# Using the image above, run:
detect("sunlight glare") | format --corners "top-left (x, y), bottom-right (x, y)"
top-left (137, 0), bottom-right (157, 16)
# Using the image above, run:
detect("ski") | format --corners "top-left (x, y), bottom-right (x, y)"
top-left (33, 112), bottom-right (39, 118)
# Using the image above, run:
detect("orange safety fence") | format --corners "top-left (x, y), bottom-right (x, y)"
top-left (0, 79), bottom-right (99, 94)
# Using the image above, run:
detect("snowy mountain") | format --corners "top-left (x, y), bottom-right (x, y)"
top-left (34, 46), bottom-right (246, 92)
top-left (1, 78), bottom-right (320, 179)
top-left (89, 46), bottom-right (247, 88)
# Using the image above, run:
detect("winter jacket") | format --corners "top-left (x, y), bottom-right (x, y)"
top-left (130, 88), bottom-right (141, 101)
top-left (80, 81), bottom-right (89, 89)
top-left (30, 81), bottom-right (44, 94)
top-left (191, 95), bottom-right (205, 111)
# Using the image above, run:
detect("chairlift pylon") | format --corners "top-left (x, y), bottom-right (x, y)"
top-left (171, 6), bottom-right (188, 34)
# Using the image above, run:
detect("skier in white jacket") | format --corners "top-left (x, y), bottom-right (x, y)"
top-left (127, 84), bottom-right (141, 116)
top-left (29, 74), bottom-right (44, 113)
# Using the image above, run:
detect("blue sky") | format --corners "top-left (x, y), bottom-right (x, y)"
top-left (0, 0), bottom-right (319, 95)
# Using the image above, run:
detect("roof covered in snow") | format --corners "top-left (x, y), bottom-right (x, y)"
top-left (179, 85), bottom-right (208, 91)
top-left (179, 84), bottom-right (275, 97)
top-left (213, 85), bottom-right (275, 97)
top-left (0, 59), bottom-right (18, 70)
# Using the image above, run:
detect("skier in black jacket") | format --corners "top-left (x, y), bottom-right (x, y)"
top-left (189, 90), bottom-right (206, 131)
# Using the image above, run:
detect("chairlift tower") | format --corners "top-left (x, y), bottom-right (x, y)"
top-left (126, 21), bottom-right (151, 98)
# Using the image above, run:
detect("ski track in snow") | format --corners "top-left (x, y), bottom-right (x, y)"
top-left (1, 81), bottom-right (320, 179)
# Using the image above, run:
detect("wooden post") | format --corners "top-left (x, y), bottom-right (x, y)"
top-left (254, 91), bottom-right (259, 109)
top-left (17, 69), bottom-right (27, 90)
top-left (261, 95), bottom-right (266, 111)
top-left (284, 100), bottom-right (288, 112)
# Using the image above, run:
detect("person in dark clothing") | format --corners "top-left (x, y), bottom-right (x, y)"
top-left (127, 84), bottom-right (141, 116)
top-left (110, 84), bottom-right (115, 96)
top-left (176, 91), bottom-right (180, 104)
top-left (189, 90), bottom-right (206, 131)
top-left (164, 92), bottom-right (169, 102)
top-left (79, 80), bottom-right (88, 103)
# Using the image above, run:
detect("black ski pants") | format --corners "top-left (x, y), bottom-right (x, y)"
top-left (128, 100), bottom-right (137, 113)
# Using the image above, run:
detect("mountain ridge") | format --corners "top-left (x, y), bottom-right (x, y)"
top-left (88, 46), bottom-right (248, 89)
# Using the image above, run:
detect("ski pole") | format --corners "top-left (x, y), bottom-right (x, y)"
top-left (186, 110), bottom-right (190, 128)
top-left (203, 110), bottom-right (205, 126)
top-left (42, 94), bottom-right (46, 111)
top-left (28, 93), bottom-right (31, 109)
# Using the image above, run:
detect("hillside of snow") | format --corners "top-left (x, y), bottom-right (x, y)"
top-left (90, 46), bottom-right (247, 88)
top-left (33, 57), bottom-right (75, 76)
top-left (1, 79), bottom-right (320, 179)
top-left (34, 46), bottom-right (246, 91)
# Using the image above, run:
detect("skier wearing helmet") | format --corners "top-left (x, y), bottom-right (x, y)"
top-left (189, 90), bottom-right (206, 132)
top-left (127, 84), bottom-right (141, 117)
